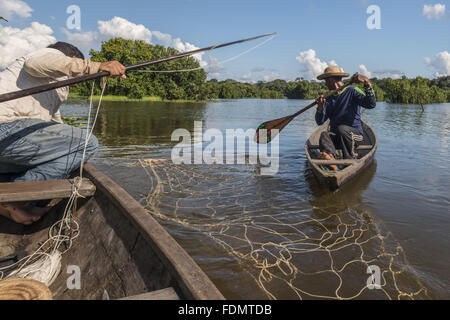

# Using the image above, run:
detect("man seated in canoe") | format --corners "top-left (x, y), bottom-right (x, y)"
top-left (315, 66), bottom-right (376, 171)
top-left (0, 42), bottom-right (126, 225)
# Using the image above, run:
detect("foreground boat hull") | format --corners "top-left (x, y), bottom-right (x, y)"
top-left (0, 164), bottom-right (224, 300)
top-left (305, 121), bottom-right (378, 191)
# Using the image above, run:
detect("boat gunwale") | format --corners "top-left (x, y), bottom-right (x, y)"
top-left (83, 164), bottom-right (225, 300)
top-left (305, 120), bottom-right (378, 190)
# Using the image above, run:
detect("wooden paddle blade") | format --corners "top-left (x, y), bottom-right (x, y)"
top-left (254, 114), bottom-right (295, 144)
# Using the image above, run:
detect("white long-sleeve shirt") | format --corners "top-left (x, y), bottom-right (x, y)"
top-left (0, 48), bottom-right (101, 124)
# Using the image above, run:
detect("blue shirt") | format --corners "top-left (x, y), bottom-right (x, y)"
top-left (315, 86), bottom-right (376, 134)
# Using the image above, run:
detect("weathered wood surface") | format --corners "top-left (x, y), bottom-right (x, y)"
top-left (305, 121), bottom-right (378, 191)
top-left (0, 164), bottom-right (224, 300)
top-left (311, 159), bottom-right (358, 166)
top-left (83, 164), bottom-right (225, 300)
top-left (119, 287), bottom-right (180, 300)
top-left (50, 194), bottom-right (173, 299)
top-left (308, 144), bottom-right (373, 151)
top-left (0, 178), bottom-right (96, 202)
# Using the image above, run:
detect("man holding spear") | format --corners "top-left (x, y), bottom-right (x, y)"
top-left (0, 33), bottom-right (275, 224)
top-left (0, 42), bottom-right (126, 225)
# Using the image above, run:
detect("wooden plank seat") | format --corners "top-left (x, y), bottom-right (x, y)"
top-left (308, 145), bottom-right (373, 150)
top-left (0, 178), bottom-right (96, 203)
top-left (311, 159), bottom-right (359, 166)
top-left (119, 287), bottom-right (180, 300)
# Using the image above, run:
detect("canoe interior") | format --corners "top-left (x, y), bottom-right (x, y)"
top-left (305, 121), bottom-right (378, 190)
top-left (0, 165), bottom-right (224, 300)
top-left (0, 188), bottom-right (179, 300)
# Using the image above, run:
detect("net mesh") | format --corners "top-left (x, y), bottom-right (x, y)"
top-left (94, 157), bottom-right (430, 300)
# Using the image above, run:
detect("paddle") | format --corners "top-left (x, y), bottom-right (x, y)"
top-left (254, 76), bottom-right (356, 144)
top-left (0, 32), bottom-right (276, 104)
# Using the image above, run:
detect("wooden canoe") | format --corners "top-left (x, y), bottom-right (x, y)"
top-left (305, 121), bottom-right (378, 191)
top-left (0, 164), bottom-right (224, 300)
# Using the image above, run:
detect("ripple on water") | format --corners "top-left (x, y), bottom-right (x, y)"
top-left (62, 100), bottom-right (449, 299)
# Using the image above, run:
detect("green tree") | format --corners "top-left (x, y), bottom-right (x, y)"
top-left (71, 37), bottom-right (207, 100)
top-left (69, 40), bottom-right (449, 104)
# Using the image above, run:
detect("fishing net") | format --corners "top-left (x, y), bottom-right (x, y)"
top-left (94, 157), bottom-right (430, 300)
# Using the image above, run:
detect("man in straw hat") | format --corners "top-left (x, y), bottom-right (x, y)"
top-left (315, 65), bottom-right (376, 171)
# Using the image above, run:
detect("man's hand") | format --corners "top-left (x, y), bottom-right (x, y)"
top-left (99, 61), bottom-right (127, 79)
top-left (351, 73), bottom-right (371, 86)
top-left (316, 95), bottom-right (326, 113)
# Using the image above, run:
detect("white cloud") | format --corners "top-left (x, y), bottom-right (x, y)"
top-left (371, 69), bottom-right (404, 79)
top-left (152, 31), bottom-right (172, 44)
top-left (0, 22), bottom-right (56, 69)
top-left (206, 70), bottom-right (235, 81)
top-left (152, 30), bottom-right (205, 65)
top-left (64, 16), bottom-right (206, 65)
top-left (423, 4), bottom-right (446, 19)
top-left (240, 72), bottom-right (252, 81)
top-left (64, 16), bottom-right (152, 52)
top-left (0, 0), bottom-right (32, 20)
top-left (328, 60), bottom-right (338, 66)
top-left (208, 72), bottom-right (222, 79)
top-left (263, 73), bottom-right (278, 82)
top-left (63, 29), bottom-right (98, 51)
top-left (359, 64), bottom-right (372, 78)
top-left (424, 51), bottom-right (450, 77)
top-left (203, 56), bottom-right (224, 73)
top-left (98, 17), bottom-right (152, 42)
top-left (295, 49), bottom-right (335, 80)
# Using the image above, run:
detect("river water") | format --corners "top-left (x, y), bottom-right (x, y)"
top-left (62, 99), bottom-right (450, 299)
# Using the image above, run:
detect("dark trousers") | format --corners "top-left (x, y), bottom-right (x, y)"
top-left (0, 119), bottom-right (98, 182)
top-left (319, 125), bottom-right (365, 159)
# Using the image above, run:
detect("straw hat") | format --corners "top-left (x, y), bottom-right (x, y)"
top-left (317, 65), bottom-right (349, 80)
top-left (0, 278), bottom-right (53, 300)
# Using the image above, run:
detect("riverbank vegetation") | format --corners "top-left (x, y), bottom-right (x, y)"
top-left (70, 38), bottom-right (207, 101)
top-left (71, 38), bottom-right (450, 104)
top-left (202, 76), bottom-right (450, 104)
top-left (67, 94), bottom-right (209, 103)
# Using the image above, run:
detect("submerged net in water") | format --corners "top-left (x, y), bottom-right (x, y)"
top-left (95, 157), bottom-right (430, 300)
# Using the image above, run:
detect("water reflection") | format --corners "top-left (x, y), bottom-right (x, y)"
top-left (93, 100), bottom-right (208, 148)
top-left (60, 100), bottom-right (449, 299)
top-left (305, 160), bottom-right (377, 206)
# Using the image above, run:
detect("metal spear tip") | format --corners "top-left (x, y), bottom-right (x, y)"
top-left (261, 32), bottom-right (277, 37)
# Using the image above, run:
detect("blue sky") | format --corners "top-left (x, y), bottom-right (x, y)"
top-left (1, 0), bottom-right (449, 81)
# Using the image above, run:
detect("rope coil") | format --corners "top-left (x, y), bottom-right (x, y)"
top-left (0, 79), bottom-right (107, 287)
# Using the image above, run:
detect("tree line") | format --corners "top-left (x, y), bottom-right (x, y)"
top-left (71, 38), bottom-right (450, 104)
top-left (204, 76), bottom-right (450, 104)
top-left (70, 38), bottom-right (207, 100)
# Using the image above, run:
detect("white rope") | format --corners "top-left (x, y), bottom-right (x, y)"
top-left (351, 132), bottom-right (364, 158)
top-left (131, 34), bottom-right (276, 74)
top-left (0, 34), bottom-right (273, 284)
top-left (0, 79), bottom-right (107, 286)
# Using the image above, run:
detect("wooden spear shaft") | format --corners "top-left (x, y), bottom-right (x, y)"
top-left (0, 32), bottom-right (276, 104)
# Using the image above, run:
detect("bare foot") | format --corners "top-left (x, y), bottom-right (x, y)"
top-left (0, 203), bottom-right (51, 225)
top-left (319, 152), bottom-right (338, 171)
